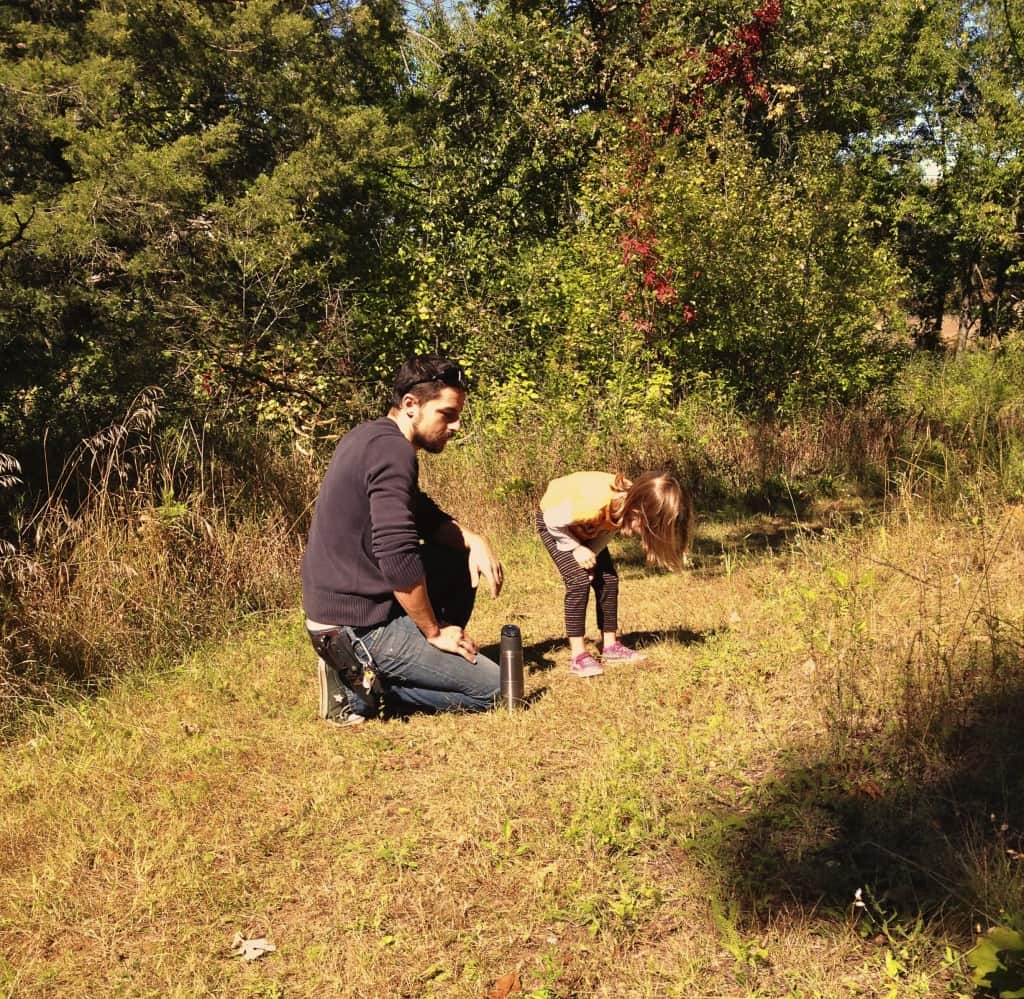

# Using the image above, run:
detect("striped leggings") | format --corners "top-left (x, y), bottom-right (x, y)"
top-left (536, 510), bottom-right (619, 637)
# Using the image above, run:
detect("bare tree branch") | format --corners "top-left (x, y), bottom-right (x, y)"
top-left (0, 206), bottom-right (35, 252)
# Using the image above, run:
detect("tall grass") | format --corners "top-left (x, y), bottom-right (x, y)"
top-left (0, 391), bottom-right (314, 734)
top-left (896, 344), bottom-right (1024, 503)
top-left (786, 494), bottom-right (1024, 929)
top-left (425, 384), bottom-right (899, 533)
top-left (428, 346), bottom-right (1024, 531)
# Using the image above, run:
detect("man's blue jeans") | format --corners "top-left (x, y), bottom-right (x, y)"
top-left (356, 615), bottom-right (500, 714)
top-left (318, 543), bottom-right (500, 716)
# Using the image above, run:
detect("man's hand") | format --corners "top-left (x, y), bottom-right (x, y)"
top-left (465, 531), bottom-right (504, 598)
top-left (428, 624), bottom-right (479, 664)
top-left (573, 546), bottom-right (597, 570)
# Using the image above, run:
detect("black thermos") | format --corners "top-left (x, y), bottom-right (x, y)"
top-left (499, 624), bottom-right (525, 710)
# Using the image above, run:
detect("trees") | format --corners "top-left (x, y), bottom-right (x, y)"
top-left (782, 0), bottom-right (1024, 351)
top-left (0, 0), bottom-right (411, 480)
top-left (405, 0), bottom-right (1022, 411)
top-left (394, 0), bottom-right (908, 412)
top-left (910, 0), bottom-right (1024, 349)
top-left (2, 0), bottom-right (1021, 479)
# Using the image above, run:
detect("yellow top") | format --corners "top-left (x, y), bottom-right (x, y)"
top-left (539, 471), bottom-right (628, 551)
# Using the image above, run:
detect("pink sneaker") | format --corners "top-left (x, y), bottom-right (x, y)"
top-left (602, 641), bottom-right (647, 663)
top-left (569, 652), bottom-right (604, 678)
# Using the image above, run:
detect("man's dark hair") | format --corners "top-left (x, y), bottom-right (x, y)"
top-left (389, 355), bottom-right (468, 410)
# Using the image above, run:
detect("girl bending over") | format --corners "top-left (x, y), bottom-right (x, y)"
top-left (537, 471), bottom-right (693, 677)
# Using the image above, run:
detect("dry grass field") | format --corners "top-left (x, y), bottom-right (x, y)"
top-left (2, 498), bottom-right (1023, 998)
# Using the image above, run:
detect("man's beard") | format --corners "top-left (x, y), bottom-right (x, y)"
top-left (411, 418), bottom-right (449, 454)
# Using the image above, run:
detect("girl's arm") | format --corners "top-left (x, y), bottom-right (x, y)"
top-left (541, 500), bottom-right (586, 553)
top-left (542, 502), bottom-right (602, 569)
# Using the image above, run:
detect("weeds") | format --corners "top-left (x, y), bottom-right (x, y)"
top-left (424, 387), bottom-right (901, 537)
top-left (0, 395), bottom-right (313, 734)
top-left (799, 504), bottom-right (1024, 759)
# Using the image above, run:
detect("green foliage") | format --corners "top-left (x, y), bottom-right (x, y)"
top-left (3, 0), bottom-right (1024, 498)
top-left (840, 0), bottom-right (1024, 347)
top-left (0, 0), bottom-right (411, 479)
top-left (387, 0), bottom-right (915, 416)
top-left (968, 925), bottom-right (1024, 998)
top-left (564, 741), bottom-right (669, 855)
top-left (711, 898), bottom-right (769, 975)
top-left (594, 124), bottom-right (905, 410)
top-left (897, 340), bottom-right (1024, 498)
top-left (900, 340), bottom-right (1024, 430)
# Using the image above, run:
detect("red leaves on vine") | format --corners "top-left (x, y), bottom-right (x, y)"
top-left (754, 0), bottom-right (783, 25)
top-left (659, 1), bottom-right (782, 134)
top-left (615, 3), bottom-right (780, 336)
top-left (701, 0), bottom-right (781, 104)
top-left (620, 233), bottom-right (656, 266)
top-left (617, 230), bottom-right (691, 333)
top-left (625, 118), bottom-right (655, 187)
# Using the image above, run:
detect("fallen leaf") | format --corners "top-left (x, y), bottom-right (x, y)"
top-left (488, 970), bottom-right (521, 999)
top-left (229, 933), bottom-right (276, 961)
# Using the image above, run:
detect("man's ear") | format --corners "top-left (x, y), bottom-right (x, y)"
top-left (401, 392), bottom-right (419, 414)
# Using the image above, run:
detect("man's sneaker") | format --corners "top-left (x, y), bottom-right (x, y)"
top-left (317, 656), bottom-right (347, 720)
top-left (602, 641), bottom-right (647, 663)
top-left (569, 652), bottom-right (604, 678)
top-left (324, 706), bottom-right (370, 728)
top-left (317, 658), bottom-right (378, 725)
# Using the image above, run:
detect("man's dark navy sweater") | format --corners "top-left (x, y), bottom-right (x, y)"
top-left (301, 417), bottom-right (452, 626)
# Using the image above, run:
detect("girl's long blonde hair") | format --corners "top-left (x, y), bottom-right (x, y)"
top-left (612, 471), bottom-right (694, 571)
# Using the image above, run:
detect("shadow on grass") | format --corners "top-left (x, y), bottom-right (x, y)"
top-left (382, 684), bottom-right (550, 719)
top-left (522, 627), bottom-right (716, 673)
top-left (716, 521), bottom-right (825, 554)
top-left (620, 627), bottom-right (719, 650)
top-left (697, 683), bottom-right (1024, 940)
top-left (522, 686), bottom-right (550, 707)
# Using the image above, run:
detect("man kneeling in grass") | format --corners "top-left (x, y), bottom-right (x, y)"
top-left (301, 355), bottom-right (504, 725)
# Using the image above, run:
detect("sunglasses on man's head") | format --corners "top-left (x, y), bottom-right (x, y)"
top-left (399, 365), bottom-right (468, 394)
